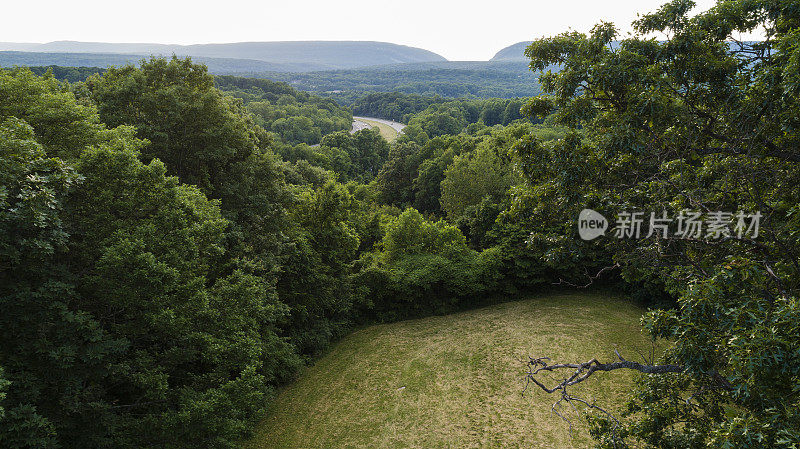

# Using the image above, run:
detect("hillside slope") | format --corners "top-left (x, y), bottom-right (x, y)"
top-left (248, 293), bottom-right (655, 448)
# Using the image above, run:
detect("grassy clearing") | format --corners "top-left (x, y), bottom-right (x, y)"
top-left (247, 292), bottom-right (655, 448)
top-left (360, 118), bottom-right (399, 142)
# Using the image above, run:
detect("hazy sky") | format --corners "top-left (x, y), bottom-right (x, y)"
top-left (4, 0), bottom-right (725, 60)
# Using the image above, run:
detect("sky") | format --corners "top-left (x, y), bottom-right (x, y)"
top-left (3, 0), bottom-right (727, 61)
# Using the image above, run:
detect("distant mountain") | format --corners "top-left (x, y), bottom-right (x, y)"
top-left (0, 51), bottom-right (317, 73)
top-left (490, 42), bottom-right (533, 62)
top-left (0, 41), bottom-right (447, 71)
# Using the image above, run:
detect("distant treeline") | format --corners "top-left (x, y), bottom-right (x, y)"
top-left (14, 62), bottom-right (541, 104)
top-left (401, 97), bottom-right (534, 139)
top-left (351, 92), bottom-right (534, 134)
top-left (23, 65), bottom-right (105, 82)
top-left (255, 62), bottom-right (540, 102)
top-left (351, 92), bottom-right (447, 121)
top-left (215, 75), bottom-right (297, 97)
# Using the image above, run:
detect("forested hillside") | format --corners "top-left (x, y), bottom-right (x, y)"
top-left (0, 56), bottom-right (562, 448)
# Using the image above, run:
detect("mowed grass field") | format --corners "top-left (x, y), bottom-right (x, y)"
top-left (247, 292), bottom-right (656, 448)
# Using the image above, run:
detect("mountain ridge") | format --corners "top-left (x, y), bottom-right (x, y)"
top-left (0, 40), bottom-right (447, 71)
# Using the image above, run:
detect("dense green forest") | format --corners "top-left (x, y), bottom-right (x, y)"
top-left (0, 56), bottom-right (556, 448)
top-left (350, 92), bottom-right (447, 121)
top-left (214, 76), bottom-right (352, 145)
top-left (2, 0), bottom-right (800, 448)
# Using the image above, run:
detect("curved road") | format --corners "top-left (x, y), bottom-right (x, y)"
top-left (351, 116), bottom-right (406, 134)
top-left (312, 117), bottom-right (406, 147)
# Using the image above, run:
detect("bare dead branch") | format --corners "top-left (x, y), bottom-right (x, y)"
top-left (523, 355), bottom-right (631, 447)
top-left (522, 349), bottom-right (736, 446)
top-left (553, 263), bottom-right (620, 288)
top-left (523, 354), bottom-right (683, 395)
